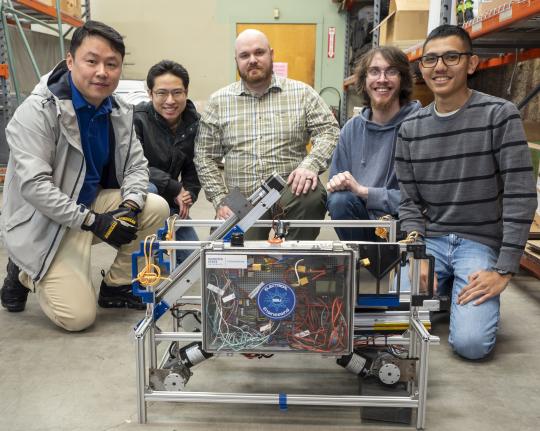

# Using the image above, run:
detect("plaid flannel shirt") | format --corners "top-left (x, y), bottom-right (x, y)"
top-left (194, 75), bottom-right (339, 208)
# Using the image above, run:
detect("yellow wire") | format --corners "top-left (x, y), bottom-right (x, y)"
top-left (399, 230), bottom-right (421, 244)
top-left (375, 214), bottom-right (394, 240)
top-left (133, 234), bottom-right (171, 287)
top-left (165, 214), bottom-right (178, 241)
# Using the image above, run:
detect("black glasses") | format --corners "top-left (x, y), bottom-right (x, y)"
top-left (367, 67), bottom-right (400, 78)
top-left (420, 51), bottom-right (472, 68)
top-left (152, 89), bottom-right (187, 100)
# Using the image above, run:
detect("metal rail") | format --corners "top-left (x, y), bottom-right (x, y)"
top-left (133, 214), bottom-right (439, 428)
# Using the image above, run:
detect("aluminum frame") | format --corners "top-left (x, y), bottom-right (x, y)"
top-left (133, 219), bottom-right (439, 429)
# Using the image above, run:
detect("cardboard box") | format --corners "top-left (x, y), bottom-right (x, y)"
top-left (36, 0), bottom-right (82, 18)
top-left (478, 0), bottom-right (512, 17)
top-left (377, 0), bottom-right (429, 47)
top-left (531, 213), bottom-right (540, 238)
top-left (523, 121), bottom-right (540, 142)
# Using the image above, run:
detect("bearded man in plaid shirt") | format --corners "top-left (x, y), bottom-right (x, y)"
top-left (195, 29), bottom-right (339, 240)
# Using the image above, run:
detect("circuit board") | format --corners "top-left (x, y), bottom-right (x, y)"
top-left (202, 249), bottom-right (355, 354)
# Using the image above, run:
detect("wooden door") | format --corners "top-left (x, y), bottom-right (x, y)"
top-left (236, 23), bottom-right (316, 87)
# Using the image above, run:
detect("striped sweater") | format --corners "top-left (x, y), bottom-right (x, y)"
top-left (395, 90), bottom-right (536, 273)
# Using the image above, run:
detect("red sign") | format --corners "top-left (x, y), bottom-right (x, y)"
top-left (328, 27), bottom-right (336, 59)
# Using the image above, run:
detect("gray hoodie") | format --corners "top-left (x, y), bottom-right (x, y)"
top-left (328, 100), bottom-right (420, 218)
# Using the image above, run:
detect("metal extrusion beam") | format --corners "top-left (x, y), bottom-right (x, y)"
top-left (135, 217), bottom-right (438, 428)
top-left (144, 391), bottom-right (419, 408)
top-left (153, 175), bottom-right (286, 306)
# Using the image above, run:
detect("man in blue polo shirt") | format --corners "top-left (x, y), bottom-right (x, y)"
top-left (0, 21), bottom-right (169, 331)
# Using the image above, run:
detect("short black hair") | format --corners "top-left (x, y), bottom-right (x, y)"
top-left (146, 60), bottom-right (190, 90)
top-left (423, 24), bottom-right (473, 53)
top-left (69, 20), bottom-right (125, 59)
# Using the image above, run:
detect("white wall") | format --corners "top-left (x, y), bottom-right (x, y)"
top-left (91, 0), bottom-right (346, 104)
top-left (91, 0), bottom-right (229, 101)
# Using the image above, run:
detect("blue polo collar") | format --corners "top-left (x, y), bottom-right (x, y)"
top-left (69, 72), bottom-right (112, 113)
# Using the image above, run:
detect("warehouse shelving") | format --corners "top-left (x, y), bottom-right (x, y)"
top-left (335, 0), bottom-right (380, 122)
top-left (0, 0), bottom-right (87, 165)
top-left (343, 1), bottom-right (540, 89)
top-left (13, 0), bottom-right (83, 27)
top-left (406, 0), bottom-right (540, 69)
top-left (1, 0), bottom-right (86, 103)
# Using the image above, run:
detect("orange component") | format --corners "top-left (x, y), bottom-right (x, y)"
top-left (464, 0), bottom-right (540, 39)
top-left (406, 0), bottom-right (540, 65)
top-left (0, 64), bottom-right (9, 78)
top-left (477, 48), bottom-right (540, 71)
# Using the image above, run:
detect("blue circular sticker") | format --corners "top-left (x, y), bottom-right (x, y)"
top-left (257, 282), bottom-right (296, 320)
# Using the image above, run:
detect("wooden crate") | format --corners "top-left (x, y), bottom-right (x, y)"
top-left (35, 0), bottom-right (82, 18)
top-left (522, 241), bottom-right (540, 279)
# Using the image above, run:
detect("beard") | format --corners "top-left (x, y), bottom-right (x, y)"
top-left (238, 61), bottom-right (273, 85)
top-left (370, 90), bottom-right (400, 111)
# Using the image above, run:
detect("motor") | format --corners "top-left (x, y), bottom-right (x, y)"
top-left (150, 342), bottom-right (213, 391)
top-left (337, 350), bottom-right (416, 386)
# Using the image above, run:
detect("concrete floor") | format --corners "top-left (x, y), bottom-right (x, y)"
top-left (1, 194), bottom-right (540, 431)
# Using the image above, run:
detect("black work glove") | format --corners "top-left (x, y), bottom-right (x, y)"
top-left (115, 203), bottom-right (140, 231)
top-left (82, 205), bottom-right (139, 248)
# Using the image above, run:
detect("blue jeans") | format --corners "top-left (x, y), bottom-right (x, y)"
top-left (147, 183), bottom-right (198, 264)
top-left (427, 235), bottom-right (499, 360)
top-left (327, 191), bottom-right (378, 241)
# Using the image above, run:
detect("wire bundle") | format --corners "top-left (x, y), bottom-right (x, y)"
top-left (204, 256), bottom-right (350, 354)
top-left (165, 214), bottom-right (178, 240)
top-left (134, 234), bottom-right (170, 287)
top-left (287, 294), bottom-right (348, 353)
top-left (206, 272), bottom-right (281, 351)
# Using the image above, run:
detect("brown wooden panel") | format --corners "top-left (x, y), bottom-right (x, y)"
top-left (236, 23), bottom-right (316, 86)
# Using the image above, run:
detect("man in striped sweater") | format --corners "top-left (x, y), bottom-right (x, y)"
top-left (395, 25), bottom-right (537, 360)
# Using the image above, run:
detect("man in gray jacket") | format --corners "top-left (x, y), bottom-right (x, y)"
top-left (0, 21), bottom-right (169, 331)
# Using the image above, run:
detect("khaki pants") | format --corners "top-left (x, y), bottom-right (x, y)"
top-left (20, 190), bottom-right (169, 332)
top-left (244, 181), bottom-right (327, 241)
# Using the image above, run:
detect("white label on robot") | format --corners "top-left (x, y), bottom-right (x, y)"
top-left (206, 283), bottom-right (224, 296)
top-left (248, 282), bottom-right (265, 299)
top-left (259, 322), bottom-right (272, 332)
top-left (295, 330), bottom-right (310, 338)
top-left (223, 293), bottom-right (236, 303)
top-left (206, 254), bottom-right (248, 268)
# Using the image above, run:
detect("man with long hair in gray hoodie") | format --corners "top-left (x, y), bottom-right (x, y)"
top-left (326, 46), bottom-right (420, 241)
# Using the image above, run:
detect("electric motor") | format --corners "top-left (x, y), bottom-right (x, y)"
top-left (336, 350), bottom-right (371, 377)
top-left (179, 341), bottom-right (213, 368)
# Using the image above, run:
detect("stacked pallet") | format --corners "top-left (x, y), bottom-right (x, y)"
top-left (522, 214), bottom-right (540, 279)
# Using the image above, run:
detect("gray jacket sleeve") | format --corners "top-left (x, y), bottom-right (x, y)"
top-left (366, 183), bottom-right (401, 216)
top-left (5, 96), bottom-right (89, 229)
top-left (118, 117), bottom-right (149, 210)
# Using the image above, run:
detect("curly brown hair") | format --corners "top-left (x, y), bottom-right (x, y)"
top-left (355, 46), bottom-right (413, 108)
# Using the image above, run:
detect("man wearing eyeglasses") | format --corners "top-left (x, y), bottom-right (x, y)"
top-left (395, 25), bottom-right (536, 360)
top-left (326, 46), bottom-right (420, 241)
top-left (195, 29), bottom-right (339, 240)
top-left (134, 60), bottom-right (201, 262)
